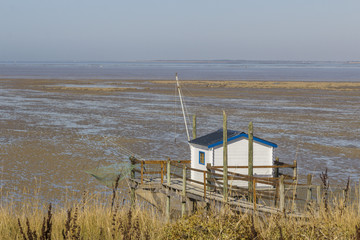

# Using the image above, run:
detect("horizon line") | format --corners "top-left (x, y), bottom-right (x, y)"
top-left (1, 59), bottom-right (359, 64)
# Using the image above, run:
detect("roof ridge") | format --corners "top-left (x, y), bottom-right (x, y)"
top-left (189, 129), bottom-right (277, 149)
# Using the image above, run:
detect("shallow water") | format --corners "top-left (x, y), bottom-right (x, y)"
top-left (2, 61), bottom-right (360, 81)
top-left (0, 78), bottom-right (359, 204)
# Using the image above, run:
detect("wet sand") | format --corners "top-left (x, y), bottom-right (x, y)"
top-left (1, 78), bottom-right (359, 202)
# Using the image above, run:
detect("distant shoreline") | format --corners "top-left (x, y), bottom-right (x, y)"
top-left (1, 59), bottom-right (360, 64)
top-left (1, 61), bottom-right (360, 82)
top-left (2, 78), bottom-right (360, 93)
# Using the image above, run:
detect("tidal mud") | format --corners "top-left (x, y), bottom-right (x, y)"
top-left (1, 78), bottom-right (359, 202)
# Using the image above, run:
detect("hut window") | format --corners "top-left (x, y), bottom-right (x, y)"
top-left (199, 151), bottom-right (205, 165)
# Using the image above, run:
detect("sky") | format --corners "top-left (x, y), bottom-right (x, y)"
top-left (1, 0), bottom-right (360, 62)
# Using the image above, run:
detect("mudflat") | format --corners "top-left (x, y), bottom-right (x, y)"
top-left (1, 78), bottom-right (359, 202)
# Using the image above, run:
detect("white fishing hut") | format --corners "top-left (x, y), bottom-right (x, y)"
top-left (188, 129), bottom-right (278, 187)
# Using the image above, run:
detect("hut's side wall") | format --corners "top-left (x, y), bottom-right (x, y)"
top-left (190, 144), bottom-right (210, 184)
top-left (213, 138), bottom-right (273, 187)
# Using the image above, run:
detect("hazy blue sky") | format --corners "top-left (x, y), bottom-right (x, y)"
top-left (1, 0), bottom-right (359, 61)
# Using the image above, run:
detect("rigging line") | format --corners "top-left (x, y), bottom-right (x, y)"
top-left (181, 83), bottom-right (197, 98)
top-left (176, 74), bottom-right (190, 141)
top-left (181, 84), bottom-right (194, 140)
top-left (103, 137), bottom-right (145, 160)
top-left (172, 84), bottom-right (188, 148)
top-left (181, 83), bottom-right (201, 118)
top-left (174, 79), bottom-right (196, 136)
top-left (182, 94), bottom-right (192, 133)
top-left (174, 80), bottom-right (178, 142)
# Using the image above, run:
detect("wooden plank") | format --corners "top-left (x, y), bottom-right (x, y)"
top-left (212, 168), bottom-right (277, 184)
top-left (133, 160), bottom-right (191, 164)
top-left (143, 171), bottom-right (162, 175)
top-left (133, 169), bottom-right (162, 175)
top-left (187, 167), bottom-right (206, 173)
top-left (226, 170), bottom-right (277, 186)
top-left (171, 173), bottom-right (183, 179)
top-left (187, 178), bottom-right (205, 186)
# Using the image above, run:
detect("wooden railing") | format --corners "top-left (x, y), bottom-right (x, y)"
top-left (129, 157), bottom-right (306, 213)
top-left (129, 158), bottom-right (356, 217)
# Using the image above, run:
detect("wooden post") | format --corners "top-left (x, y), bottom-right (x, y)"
top-left (275, 157), bottom-right (280, 178)
top-left (253, 179), bottom-right (257, 210)
top-left (291, 178), bottom-right (298, 212)
top-left (192, 200), bottom-right (198, 213)
top-left (203, 172), bottom-right (207, 198)
top-left (223, 111), bottom-right (228, 202)
top-left (167, 158), bottom-right (171, 185)
top-left (130, 156), bottom-right (136, 207)
top-left (358, 179), bottom-right (360, 215)
top-left (141, 160), bottom-right (144, 184)
top-left (192, 114), bottom-right (197, 139)
top-left (306, 174), bottom-right (312, 203)
top-left (293, 160), bottom-right (297, 181)
top-left (161, 161), bottom-right (164, 184)
top-left (130, 156), bottom-right (136, 179)
top-left (279, 175), bottom-right (285, 212)
top-left (317, 185), bottom-right (321, 206)
top-left (166, 158), bottom-right (171, 222)
top-left (182, 164), bottom-right (186, 217)
top-left (274, 184), bottom-right (278, 207)
top-left (206, 163), bottom-right (212, 191)
top-left (248, 121), bottom-right (254, 202)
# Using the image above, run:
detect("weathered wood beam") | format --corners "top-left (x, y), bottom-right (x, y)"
top-left (279, 175), bottom-right (285, 212)
top-left (293, 160), bottom-right (298, 181)
top-left (166, 158), bottom-right (171, 221)
top-left (223, 110), bottom-right (228, 202)
top-left (130, 156), bottom-right (136, 207)
top-left (306, 174), bottom-right (312, 203)
top-left (248, 121), bottom-right (254, 202)
top-left (182, 164), bottom-right (187, 217)
top-left (192, 114), bottom-right (197, 139)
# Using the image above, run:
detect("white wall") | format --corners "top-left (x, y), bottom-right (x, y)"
top-left (191, 137), bottom-right (274, 188)
top-left (190, 144), bottom-right (210, 183)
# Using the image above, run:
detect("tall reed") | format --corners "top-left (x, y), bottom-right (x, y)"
top-left (2, 175), bottom-right (360, 239)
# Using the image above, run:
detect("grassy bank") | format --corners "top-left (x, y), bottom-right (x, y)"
top-left (2, 187), bottom-right (360, 239)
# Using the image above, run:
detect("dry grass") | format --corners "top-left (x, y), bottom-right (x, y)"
top-left (2, 183), bottom-right (360, 239)
top-left (163, 199), bottom-right (360, 239)
top-left (0, 189), bottom-right (160, 239)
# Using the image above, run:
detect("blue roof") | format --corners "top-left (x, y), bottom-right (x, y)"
top-left (188, 128), bottom-right (277, 148)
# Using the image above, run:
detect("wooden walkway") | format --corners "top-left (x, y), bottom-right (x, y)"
top-left (131, 176), bottom-right (303, 217)
top-left (127, 157), bottom-right (321, 218)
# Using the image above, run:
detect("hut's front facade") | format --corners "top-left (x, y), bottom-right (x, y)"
top-left (188, 129), bottom-right (278, 187)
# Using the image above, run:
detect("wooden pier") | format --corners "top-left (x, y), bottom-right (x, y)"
top-left (128, 157), bottom-right (312, 218)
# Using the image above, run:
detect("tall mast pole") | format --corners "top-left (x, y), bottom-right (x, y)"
top-left (176, 73), bottom-right (190, 141)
